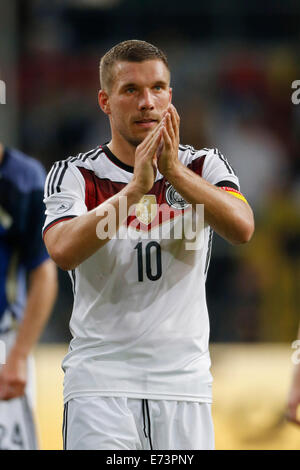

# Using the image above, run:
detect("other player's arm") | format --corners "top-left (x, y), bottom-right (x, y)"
top-left (0, 259), bottom-right (58, 400)
top-left (44, 120), bottom-right (165, 271)
top-left (158, 105), bottom-right (254, 245)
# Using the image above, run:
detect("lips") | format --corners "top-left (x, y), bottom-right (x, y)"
top-left (135, 119), bottom-right (157, 124)
top-left (134, 119), bottom-right (158, 128)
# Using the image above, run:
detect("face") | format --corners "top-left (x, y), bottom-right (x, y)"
top-left (99, 60), bottom-right (172, 147)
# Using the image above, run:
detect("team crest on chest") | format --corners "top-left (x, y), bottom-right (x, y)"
top-left (165, 185), bottom-right (189, 210)
top-left (135, 195), bottom-right (158, 225)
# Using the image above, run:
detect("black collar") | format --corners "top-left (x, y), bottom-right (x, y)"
top-left (101, 144), bottom-right (134, 174)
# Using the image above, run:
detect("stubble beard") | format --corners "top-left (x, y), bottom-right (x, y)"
top-left (119, 125), bottom-right (148, 149)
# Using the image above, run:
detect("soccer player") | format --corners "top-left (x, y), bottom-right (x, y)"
top-left (43, 40), bottom-right (254, 450)
top-left (0, 143), bottom-right (57, 449)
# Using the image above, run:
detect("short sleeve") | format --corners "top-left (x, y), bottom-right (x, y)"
top-left (202, 148), bottom-right (240, 190)
top-left (43, 160), bottom-right (87, 237)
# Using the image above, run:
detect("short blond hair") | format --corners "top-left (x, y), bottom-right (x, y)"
top-left (99, 39), bottom-right (169, 93)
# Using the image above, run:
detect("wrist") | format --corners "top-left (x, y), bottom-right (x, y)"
top-left (164, 161), bottom-right (184, 184)
top-left (126, 180), bottom-right (146, 202)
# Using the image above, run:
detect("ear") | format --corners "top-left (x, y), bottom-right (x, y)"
top-left (169, 87), bottom-right (172, 103)
top-left (98, 89), bottom-right (111, 115)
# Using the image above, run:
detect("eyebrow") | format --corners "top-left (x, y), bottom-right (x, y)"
top-left (121, 83), bottom-right (136, 89)
top-left (120, 80), bottom-right (169, 90)
top-left (153, 80), bottom-right (169, 87)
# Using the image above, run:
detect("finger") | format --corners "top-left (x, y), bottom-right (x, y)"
top-left (162, 126), bottom-right (172, 150)
top-left (156, 136), bottom-right (164, 160)
top-left (137, 123), bottom-right (160, 152)
top-left (142, 130), bottom-right (163, 161)
top-left (144, 126), bottom-right (164, 160)
top-left (140, 118), bottom-right (166, 150)
top-left (166, 113), bottom-right (176, 142)
top-left (169, 106), bottom-right (179, 140)
top-left (140, 119), bottom-right (165, 155)
top-left (170, 103), bottom-right (180, 124)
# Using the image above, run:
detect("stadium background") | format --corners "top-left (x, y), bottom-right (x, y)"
top-left (0, 0), bottom-right (299, 450)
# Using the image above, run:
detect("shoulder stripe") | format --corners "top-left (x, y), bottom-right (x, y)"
top-left (50, 161), bottom-right (63, 197)
top-left (179, 144), bottom-right (197, 155)
top-left (56, 161), bottom-right (69, 193)
top-left (46, 148), bottom-right (104, 197)
top-left (90, 148), bottom-right (104, 161)
top-left (48, 161), bottom-right (67, 197)
top-left (214, 149), bottom-right (236, 176)
top-left (76, 147), bottom-right (104, 163)
top-left (84, 148), bottom-right (103, 161)
top-left (47, 159), bottom-right (72, 197)
top-left (46, 162), bottom-right (59, 197)
top-left (47, 155), bottom-right (84, 197)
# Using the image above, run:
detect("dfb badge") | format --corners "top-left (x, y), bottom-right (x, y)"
top-left (165, 186), bottom-right (189, 210)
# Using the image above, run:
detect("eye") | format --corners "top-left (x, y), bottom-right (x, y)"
top-left (154, 85), bottom-right (162, 91)
top-left (126, 87), bottom-right (136, 94)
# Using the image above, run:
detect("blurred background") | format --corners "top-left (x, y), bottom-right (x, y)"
top-left (0, 0), bottom-right (299, 450)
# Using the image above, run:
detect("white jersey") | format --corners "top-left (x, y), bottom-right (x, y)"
top-left (43, 144), bottom-right (240, 404)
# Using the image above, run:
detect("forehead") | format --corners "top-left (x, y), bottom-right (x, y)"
top-left (111, 60), bottom-right (170, 90)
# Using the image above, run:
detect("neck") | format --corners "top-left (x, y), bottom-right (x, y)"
top-left (107, 130), bottom-right (137, 167)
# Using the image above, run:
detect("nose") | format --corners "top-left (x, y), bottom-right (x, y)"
top-left (138, 89), bottom-right (154, 110)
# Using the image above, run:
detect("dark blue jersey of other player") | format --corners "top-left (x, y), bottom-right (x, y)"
top-left (0, 147), bottom-right (49, 329)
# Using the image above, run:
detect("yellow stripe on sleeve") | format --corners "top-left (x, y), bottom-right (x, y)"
top-left (219, 186), bottom-right (249, 205)
top-left (226, 190), bottom-right (248, 204)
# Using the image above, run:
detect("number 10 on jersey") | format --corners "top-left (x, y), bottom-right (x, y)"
top-left (134, 241), bottom-right (162, 282)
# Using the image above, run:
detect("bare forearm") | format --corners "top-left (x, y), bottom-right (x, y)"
top-left (45, 182), bottom-right (145, 270)
top-left (10, 259), bottom-right (58, 359)
top-left (165, 162), bottom-right (255, 245)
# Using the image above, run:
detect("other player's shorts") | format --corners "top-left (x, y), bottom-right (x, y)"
top-left (0, 330), bottom-right (38, 450)
top-left (63, 396), bottom-right (214, 450)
